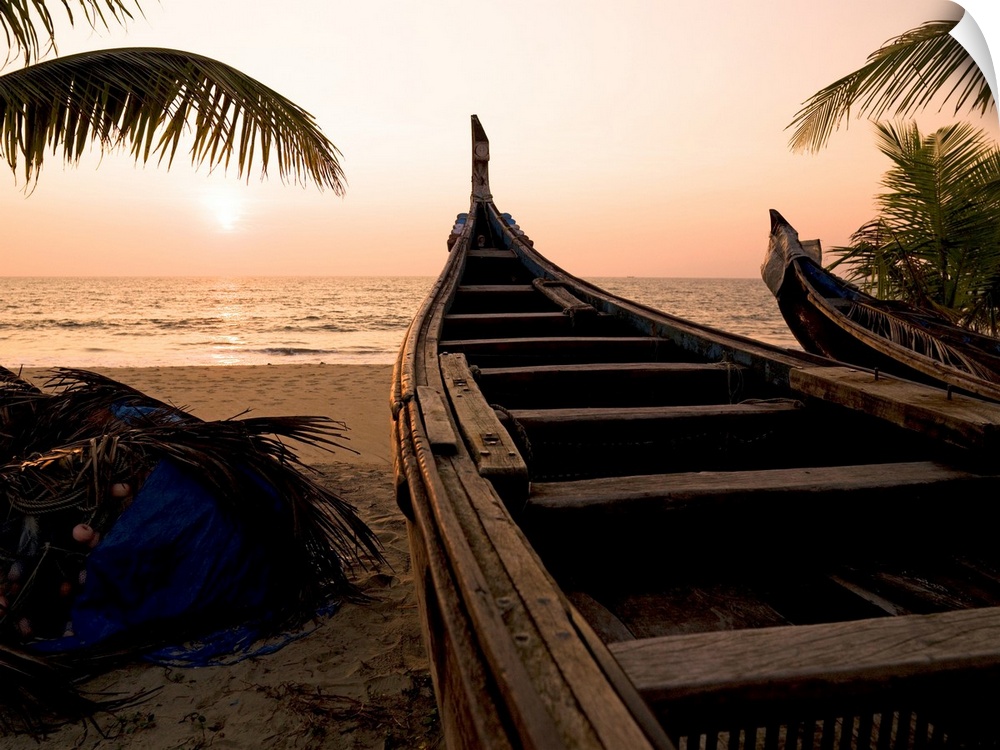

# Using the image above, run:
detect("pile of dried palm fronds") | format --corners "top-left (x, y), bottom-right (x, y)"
top-left (0, 366), bottom-right (384, 734)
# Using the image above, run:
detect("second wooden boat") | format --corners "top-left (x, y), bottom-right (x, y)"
top-left (763, 209), bottom-right (1000, 402)
top-left (392, 116), bottom-right (1000, 749)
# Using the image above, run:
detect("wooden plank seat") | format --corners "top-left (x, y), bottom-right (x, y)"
top-left (439, 336), bottom-right (673, 366)
top-left (456, 284), bottom-right (535, 293)
top-left (504, 401), bottom-right (804, 431)
top-left (461, 248), bottom-right (533, 285)
top-left (500, 400), bottom-right (810, 478)
top-left (791, 365), bottom-right (1000, 453)
top-left (527, 461), bottom-right (991, 515)
top-left (523, 462), bottom-right (999, 573)
top-left (451, 284), bottom-right (553, 314)
top-left (442, 312), bottom-right (619, 339)
top-left (474, 362), bottom-right (749, 408)
top-left (607, 607), bottom-right (1000, 740)
top-left (467, 248), bottom-right (517, 259)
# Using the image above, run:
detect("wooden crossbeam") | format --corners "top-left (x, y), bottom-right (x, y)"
top-left (443, 312), bottom-right (578, 339)
top-left (608, 607), bottom-right (1000, 709)
top-left (451, 285), bottom-right (550, 314)
top-left (527, 461), bottom-right (989, 514)
top-left (467, 248), bottom-right (517, 259)
top-left (439, 352), bottom-right (529, 503)
top-left (506, 400), bottom-right (803, 430)
top-left (790, 365), bottom-right (1000, 452)
top-left (439, 336), bottom-right (671, 365)
top-left (456, 284), bottom-right (534, 293)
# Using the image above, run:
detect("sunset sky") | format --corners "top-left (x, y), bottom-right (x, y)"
top-left (2, 0), bottom-right (999, 278)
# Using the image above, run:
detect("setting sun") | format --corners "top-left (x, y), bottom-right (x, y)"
top-left (201, 187), bottom-right (245, 232)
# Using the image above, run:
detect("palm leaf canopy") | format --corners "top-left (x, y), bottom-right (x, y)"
top-left (0, 0), bottom-right (139, 65)
top-left (787, 18), bottom-right (994, 153)
top-left (829, 121), bottom-right (1000, 333)
top-left (0, 47), bottom-right (345, 190)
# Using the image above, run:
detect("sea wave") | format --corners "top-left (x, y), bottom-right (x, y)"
top-left (0, 276), bottom-right (797, 367)
top-left (251, 347), bottom-right (339, 357)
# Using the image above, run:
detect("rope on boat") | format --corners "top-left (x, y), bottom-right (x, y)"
top-left (490, 404), bottom-right (533, 464)
top-left (721, 355), bottom-right (744, 404)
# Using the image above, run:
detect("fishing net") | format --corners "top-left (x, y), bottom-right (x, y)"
top-left (0, 367), bottom-right (383, 731)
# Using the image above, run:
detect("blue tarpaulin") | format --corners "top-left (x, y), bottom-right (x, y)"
top-left (32, 458), bottom-right (317, 663)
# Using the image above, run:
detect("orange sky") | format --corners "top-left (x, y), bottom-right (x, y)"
top-left (2, 0), bottom-right (998, 278)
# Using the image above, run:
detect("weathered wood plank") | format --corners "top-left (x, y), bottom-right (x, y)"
top-left (450, 284), bottom-right (552, 314)
top-left (394, 411), bottom-right (516, 749)
top-left (416, 385), bottom-right (459, 454)
top-left (468, 248), bottom-right (517, 259)
top-left (439, 336), bottom-right (672, 366)
top-left (790, 365), bottom-right (1000, 452)
top-left (434, 458), bottom-right (587, 748)
top-left (507, 401), bottom-right (803, 428)
top-left (524, 461), bottom-right (999, 585)
top-left (442, 456), bottom-right (673, 749)
top-left (532, 277), bottom-right (597, 316)
top-left (505, 399), bottom-right (819, 480)
top-left (527, 461), bottom-right (990, 512)
top-left (609, 607), bottom-right (1000, 707)
top-left (457, 284), bottom-right (535, 293)
top-left (446, 311), bottom-right (572, 326)
top-left (439, 352), bottom-right (529, 502)
top-left (443, 311), bottom-right (620, 339)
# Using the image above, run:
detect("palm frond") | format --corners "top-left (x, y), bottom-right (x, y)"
top-left (1, 0), bottom-right (140, 67)
top-left (0, 643), bottom-right (105, 735)
top-left (787, 18), bottom-right (993, 153)
top-left (831, 121), bottom-right (1000, 333)
top-left (0, 47), bottom-right (345, 191)
top-left (844, 299), bottom-right (999, 380)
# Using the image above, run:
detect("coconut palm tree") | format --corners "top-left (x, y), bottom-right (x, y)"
top-left (0, 0), bottom-right (344, 190)
top-left (787, 17), bottom-right (994, 153)
top-left (829, 121), bottom-right (1000, 334)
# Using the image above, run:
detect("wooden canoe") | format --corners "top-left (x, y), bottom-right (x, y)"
top-left (391, 116), bottom-right (1000, 749)
top-left (764, 209), bottom-right (1000, 403)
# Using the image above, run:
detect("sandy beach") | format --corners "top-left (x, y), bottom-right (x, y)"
top-left (8, 365), bottom-right (442, 749)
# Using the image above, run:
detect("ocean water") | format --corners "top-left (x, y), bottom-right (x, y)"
top-left (0, 276), bottom-right (798, 369)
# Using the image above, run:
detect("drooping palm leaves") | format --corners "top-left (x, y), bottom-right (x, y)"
top-left (0, 47), bottom-right (346, 189)
top-left (787, 18), bottom-right (994, 153)
top-left (1, 0), bottom-right (140, 65)
top-left (0, 0), bottom-right (345, 189)
top-left (841, 298), bottom-right (1000, 380)
top-left (829, 121), bottom-right (1000, 334)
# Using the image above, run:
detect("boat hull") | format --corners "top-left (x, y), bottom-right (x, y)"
top-left (766, 209), bottom-right (1000, 402)
top-left (392, 119), bottom-right (1000, 749)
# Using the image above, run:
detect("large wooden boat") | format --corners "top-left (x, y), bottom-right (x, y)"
top-left (763, 209), bottom-right (1000, 402)
top-left (391, 116), bottom-right (1000, 749)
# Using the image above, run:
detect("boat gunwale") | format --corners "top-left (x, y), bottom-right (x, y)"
top-left (393, 187), bottom-right (675, 747)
